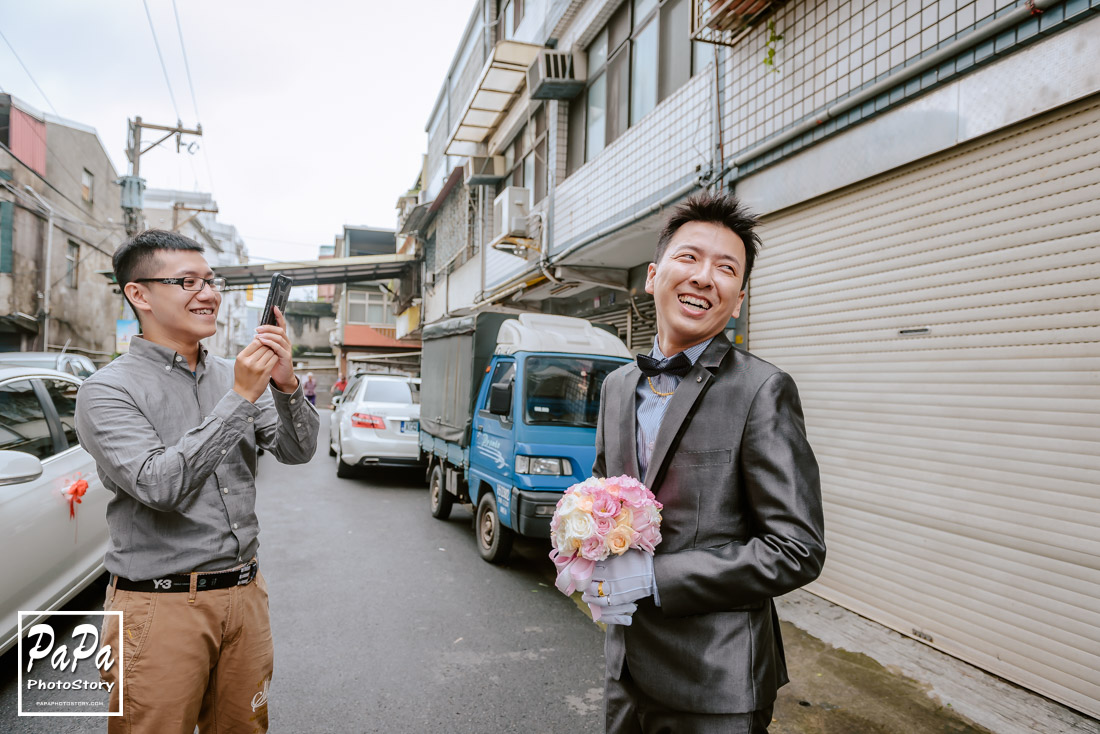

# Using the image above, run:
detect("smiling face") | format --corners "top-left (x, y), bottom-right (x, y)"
top-left (644, 220), bottom-right (747, 356)
top-left (123, 249), bottom-right (221, 347)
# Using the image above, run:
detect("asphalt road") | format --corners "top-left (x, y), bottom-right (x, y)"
top-left (0, 409), bottom-right (606, 733)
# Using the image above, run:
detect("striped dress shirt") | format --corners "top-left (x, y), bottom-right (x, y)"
top-left (635, 336), bottom-right (713, 480)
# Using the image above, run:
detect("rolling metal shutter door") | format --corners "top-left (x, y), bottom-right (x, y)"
top-left (588, 297), bottom-right (657, 353)
top-left (748, 95), bottom-right (1100, 717)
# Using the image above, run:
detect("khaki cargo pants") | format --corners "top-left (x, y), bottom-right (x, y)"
top-left (99, 569), bottom-right (273, 734)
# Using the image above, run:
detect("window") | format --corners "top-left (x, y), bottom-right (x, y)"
top-left (81, 169), bottom-right (93, 203)
top-left (569, 0), bottom-right (704, 170)
top-left (347, 289), bottom-right (394, 326)
top-left (498, 106), bottom-right (549, 204)
top-left (631, 12), bottom-right (659, 124)
top-left (362, 380), bottom-right (412, 404)
top-left (501, 0), bottom-right (514, 40)
top-left (43, 378), bottom-right (79, 448)
top-left (481, 360), bottom-right (515, 417)
top-left (0, 380), bottom-right (53, 460)
top-left (500, 0), bottom-right (523, 41)
top-left (523, 356), bottom-right (622, 427)
top-left (66, 241), bottom-right (79, 288)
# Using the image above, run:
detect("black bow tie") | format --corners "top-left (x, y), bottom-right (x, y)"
top-left (636, 352), bottom-right (693, 378)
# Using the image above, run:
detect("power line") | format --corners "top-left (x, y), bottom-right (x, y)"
top-left (0, 27), bottom-right (59, 115)
top-left (171, 0), bottom-right (201, 121)
top-left (142, 0), bottom-right (181, 120)
top-left (170, 0), bottom-right (218, 202)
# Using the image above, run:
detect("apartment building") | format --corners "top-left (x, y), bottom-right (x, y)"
top-left (0, 95), bottom-right (126, 359)
top-left (402, 0), bottom-right (1100, 718)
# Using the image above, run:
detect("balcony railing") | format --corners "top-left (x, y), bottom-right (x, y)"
top-left (691, 0), bottom-right (779, 47)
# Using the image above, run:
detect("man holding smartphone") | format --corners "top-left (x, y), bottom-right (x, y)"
top-left (75, 229), bottom-right (319, 733)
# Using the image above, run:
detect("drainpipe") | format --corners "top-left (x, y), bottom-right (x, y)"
top-left (24, 186), bottom-right (55, 351)
top-left (733, 0), bottom-right (1060, 167)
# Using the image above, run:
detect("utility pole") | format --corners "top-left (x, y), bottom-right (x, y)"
top-left (172, 201), bottom-right (219, 232)
top-left (119, 116), bottom-right (203, 236)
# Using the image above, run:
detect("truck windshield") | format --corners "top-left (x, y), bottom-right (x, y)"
top-left (523, 356), bottom-right (623, 427)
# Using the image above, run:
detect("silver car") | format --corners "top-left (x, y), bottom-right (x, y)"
top-left (329, 375), bottom-right (422, 478)
top-left (0, 351), bottom-right (98, 379)
top-left (0, 366), bottom-right (110, 655)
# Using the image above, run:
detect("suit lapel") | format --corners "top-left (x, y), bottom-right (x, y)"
top-left (643, 335), bottom-right (732, 490)
top-left (617, 365), bottom-right (642, 480)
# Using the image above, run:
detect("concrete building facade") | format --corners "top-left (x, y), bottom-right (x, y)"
top-left (0, 95), bottom-right (126, 360)
top-left (405, 0), bottom-right (1100, 719)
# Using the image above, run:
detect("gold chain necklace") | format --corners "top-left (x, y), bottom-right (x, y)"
top-left (647, 376), bottom-right (675, 397)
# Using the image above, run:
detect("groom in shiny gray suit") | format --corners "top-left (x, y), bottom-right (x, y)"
top-left (581, 192), bottom-right (826, 733)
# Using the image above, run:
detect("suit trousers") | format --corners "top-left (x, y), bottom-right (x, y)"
top-left (99, 569), bottom-right (273, 734)
top-left (606, 662), bottom-right (774, 734)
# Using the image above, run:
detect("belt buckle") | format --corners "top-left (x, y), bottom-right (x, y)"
top-left (237, 561), bottom-right (256, 587)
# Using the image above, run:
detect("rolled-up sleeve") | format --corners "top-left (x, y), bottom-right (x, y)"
top-left (254, 379), bottom-right (319, 464)
top-left (75, 379), bottom-right (260, 512)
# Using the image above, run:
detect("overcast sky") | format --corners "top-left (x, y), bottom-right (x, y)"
top-left (0, 0), bottom-right (475, 263)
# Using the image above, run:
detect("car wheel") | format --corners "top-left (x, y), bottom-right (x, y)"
top-left (334, 432), bottom-right (358, 478)
top-left (328, 432), bottom-right (337, 457)
top-left (475, 491), bottom-right (513, 564)
top-left (429, 463), bottom-right (453, 520)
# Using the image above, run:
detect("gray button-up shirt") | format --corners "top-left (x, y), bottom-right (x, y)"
top-left (635, 336), bottom-right (713, 478)
top-left (75, 336), bottom-right (319, 580)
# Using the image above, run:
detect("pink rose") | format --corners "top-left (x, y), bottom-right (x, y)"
top-left (580, 534), bottom-right (609, 562)
top-left (593, 515), bottom-right (614, 537)
top-left (614, 476), bottom-right (649, 507)
top-left (592, 493), bottom-right (621, 519)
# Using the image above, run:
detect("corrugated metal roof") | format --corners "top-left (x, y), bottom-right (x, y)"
top-left (100, 253), bottom-right (416, 289)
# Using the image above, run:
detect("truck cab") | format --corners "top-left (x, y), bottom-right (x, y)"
top-left (421, 312), bottom-right (631, 563)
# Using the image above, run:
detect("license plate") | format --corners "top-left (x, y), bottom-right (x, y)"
top-left (400, 420), bottom-right (418, 434)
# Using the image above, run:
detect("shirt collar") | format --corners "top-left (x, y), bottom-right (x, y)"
top-left (650, 335), bottom-right (713, 366)
top-left (129, 336), bottom-right (209, 370)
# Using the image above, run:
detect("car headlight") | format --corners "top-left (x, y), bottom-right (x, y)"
top-left (514, 456), bottom-right (571, 475)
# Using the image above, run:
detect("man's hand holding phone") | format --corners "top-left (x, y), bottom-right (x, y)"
top-left (234, 339), bottom-right (279, 403)
top-left (254, 305), bottom-right (298, 393)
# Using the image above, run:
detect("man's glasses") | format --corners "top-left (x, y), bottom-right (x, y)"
top-left (133, 276), bottom-right (227, 292)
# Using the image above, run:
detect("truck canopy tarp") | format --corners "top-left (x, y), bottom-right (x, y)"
top-left (420, 310), bottom-right (521, 447)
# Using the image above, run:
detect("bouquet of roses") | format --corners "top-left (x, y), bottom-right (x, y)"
top-left (549, 475), bottom-right (662, 607)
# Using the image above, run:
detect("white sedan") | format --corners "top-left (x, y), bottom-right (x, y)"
top-left (329, 374), bottom-right (423, 478)
top-left (0, 366), bottom-right (110, 655)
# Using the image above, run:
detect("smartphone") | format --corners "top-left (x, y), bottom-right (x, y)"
top-left (260, 273), bottom-right (293, 326)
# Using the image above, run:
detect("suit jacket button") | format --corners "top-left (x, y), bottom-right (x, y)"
top-left (696, 376), bottom-right (702, 382)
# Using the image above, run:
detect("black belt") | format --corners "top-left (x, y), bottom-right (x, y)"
top-left (113, 560), bottom-right (258, 593)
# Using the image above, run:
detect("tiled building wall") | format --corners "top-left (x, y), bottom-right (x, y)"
top-left (722, 0), bottom-right (1028, 156)
top-left (550, 70), bottom-right (713, 254)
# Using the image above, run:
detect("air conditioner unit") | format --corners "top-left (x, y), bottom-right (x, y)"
top-left (527, 49), bottom-right (587, 100)
top-left (464, 155), bottom-right (507, 186)
top-left (493, 187), bottom-right (530, 239)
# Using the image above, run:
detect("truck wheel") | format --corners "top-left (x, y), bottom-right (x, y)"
top-left (475, 491), bottom-right (514, 564)
top-left (429, 464), bottom-right (453, 520)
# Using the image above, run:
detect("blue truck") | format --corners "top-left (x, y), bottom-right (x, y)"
top-left (419, 310), bottom-right (632, 563)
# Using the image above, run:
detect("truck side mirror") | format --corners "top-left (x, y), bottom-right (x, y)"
top-left (489, 379), bottom-right (513, 417)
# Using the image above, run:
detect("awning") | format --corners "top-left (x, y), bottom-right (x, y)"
top-left (99, 253), bottom-right (416, 289)
top-left (445, 41), bottom-right (543, 157)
